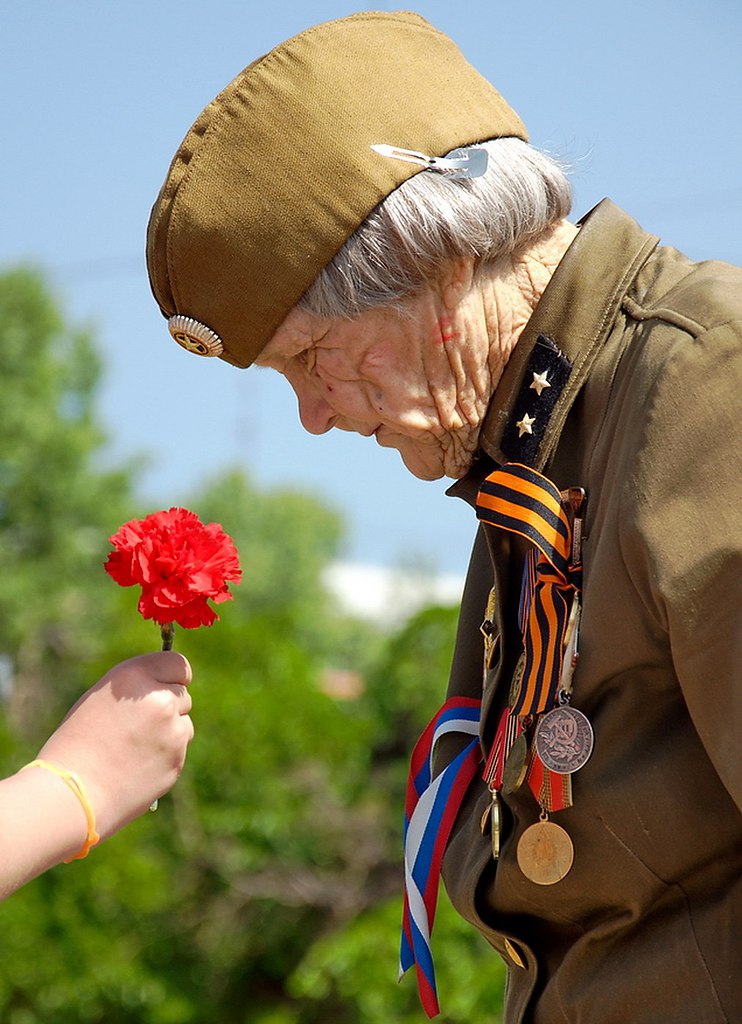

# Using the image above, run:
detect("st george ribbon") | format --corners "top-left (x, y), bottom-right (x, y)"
top-left (476, 462), bottom-right (580, 718)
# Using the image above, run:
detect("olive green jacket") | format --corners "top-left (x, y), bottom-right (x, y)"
top-left (441, 200), bottom-right (742, 1023)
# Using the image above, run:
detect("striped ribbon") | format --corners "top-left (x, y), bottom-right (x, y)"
top-left (400, 696), bottom-right (482, 1018)
top-left (483, 705), bottom-right (523, 791)
top-left (476, 463), bottom-right (578, 718)
top-left (526, 743), bottom-right (573, 811)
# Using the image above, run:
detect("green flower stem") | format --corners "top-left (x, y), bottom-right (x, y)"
top-left (160, 622), bottom-right (175, 650)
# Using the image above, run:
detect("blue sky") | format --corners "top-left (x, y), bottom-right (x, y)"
top-left (2, 0), bottom-right (741, 574)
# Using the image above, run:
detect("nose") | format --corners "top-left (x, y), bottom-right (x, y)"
top-left (294, 382), bottom-right (337, 435)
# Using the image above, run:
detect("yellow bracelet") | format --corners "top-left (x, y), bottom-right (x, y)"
top-left (21, 759), bottom-right (101, 861)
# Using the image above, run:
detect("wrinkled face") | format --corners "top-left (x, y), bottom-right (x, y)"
top-left (256, 285), bottom-right (493, 481)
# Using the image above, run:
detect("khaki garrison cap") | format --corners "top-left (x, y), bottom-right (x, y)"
top-left (146, 10), bottom-right (527, 368)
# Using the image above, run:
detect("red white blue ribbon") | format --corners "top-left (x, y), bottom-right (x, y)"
top-left (400, 697), bottom-right (482, 1017)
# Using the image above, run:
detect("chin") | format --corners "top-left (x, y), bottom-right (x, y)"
top-left (398, 452), bottom-right (445, 482)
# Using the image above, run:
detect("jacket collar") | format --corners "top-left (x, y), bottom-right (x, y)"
top-left (449, 199), bottom-right (659, 503)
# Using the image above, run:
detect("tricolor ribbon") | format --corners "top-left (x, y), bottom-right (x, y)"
top-left (476, 464), bottom-right (579, 718)
top-left (400, 697), bottom-right (482, 1017)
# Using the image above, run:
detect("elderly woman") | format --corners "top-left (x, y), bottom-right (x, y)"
top-left (146, 11), bottom-right (741, 1024)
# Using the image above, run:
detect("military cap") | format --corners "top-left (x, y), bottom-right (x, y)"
top-left (146, 10), bottom-right (527, 368)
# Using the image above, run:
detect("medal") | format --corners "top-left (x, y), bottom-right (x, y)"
top-left (534, 705), bottom-right (594, 775)
top-left (516, 814), bottom-right (574, 885)
top-left (559, 596), bottom-right (581, 693)
top-left (480, 586), bottom-right (499, 678)
top-left (490, 790), bottom-right (502, 859)
top-left (501, 733), bottom-right (529, 794)
top-left (480, 788), bottom-right (502, 859)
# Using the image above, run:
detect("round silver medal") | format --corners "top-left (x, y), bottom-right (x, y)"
top-left (534, 706), bottom-right (594, 775)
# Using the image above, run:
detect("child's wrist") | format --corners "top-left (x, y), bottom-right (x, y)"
top-left (20, 760), bottom-right (100, 860)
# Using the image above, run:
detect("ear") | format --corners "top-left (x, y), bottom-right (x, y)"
top-left (439, 258), bottom-right (476, 311)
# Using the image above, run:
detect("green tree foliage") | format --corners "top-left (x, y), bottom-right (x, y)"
top-left (0, 268), bottom-right (135, 737)
top-left (0, 269), bottom-right (505, 1023)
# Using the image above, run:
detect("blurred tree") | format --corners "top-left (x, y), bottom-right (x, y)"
top-left (0, 268), bottom-right (506, 1023)
top-left (0, 267), bottom-right (135, 736)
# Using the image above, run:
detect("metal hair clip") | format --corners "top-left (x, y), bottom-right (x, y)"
top-left (370, 143), bottom-right (488, 179)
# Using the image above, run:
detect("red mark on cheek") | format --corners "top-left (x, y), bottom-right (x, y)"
top-left (434, 317), bottom-right (458, 345)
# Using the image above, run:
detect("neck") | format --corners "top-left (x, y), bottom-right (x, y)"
top-left (482, 219), bottom-right (579, 384)
top-left (415, 220), bottom-right (578, 481)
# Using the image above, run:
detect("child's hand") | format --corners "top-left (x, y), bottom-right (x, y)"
top-left (38, 651), bottom-right (194, 838)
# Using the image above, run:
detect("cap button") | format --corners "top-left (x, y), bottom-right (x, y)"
top-left (167, 315), bottom-right (224, 357)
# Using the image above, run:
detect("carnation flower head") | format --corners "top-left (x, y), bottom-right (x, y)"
top-left (105, 507), bottom-right (241, 629)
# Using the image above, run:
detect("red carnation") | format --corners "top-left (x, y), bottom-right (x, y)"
top-left (105, 508), bottom-right (241, 639)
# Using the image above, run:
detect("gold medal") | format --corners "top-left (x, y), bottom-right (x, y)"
top-left (517, 816), bottom-right (574, 885)
top-left (480, 790), bottom-right (502, 860)
top-left (490, 789), bottom-right (502, 859)
top-left (501, 734), bottom-right (529, 794)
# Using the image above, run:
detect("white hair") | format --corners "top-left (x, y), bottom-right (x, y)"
top-left (298, 138), bottom-right (572, 319)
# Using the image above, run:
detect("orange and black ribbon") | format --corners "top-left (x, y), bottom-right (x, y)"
top-left (476, 463), bottom-right (580, 719)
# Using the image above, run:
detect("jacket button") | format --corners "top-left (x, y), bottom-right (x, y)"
top-left (504, 938), bottom-right (526, 969)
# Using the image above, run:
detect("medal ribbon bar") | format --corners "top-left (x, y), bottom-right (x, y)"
top-left (483, 705), bottom-right (523, 791)
top-left (526, 742), bottom-right (573, 812)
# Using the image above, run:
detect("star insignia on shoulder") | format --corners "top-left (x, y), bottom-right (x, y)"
top-left (530, 370), bottom-right (551, 396)
top-left (516, 413), bottom-right (536, 437)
